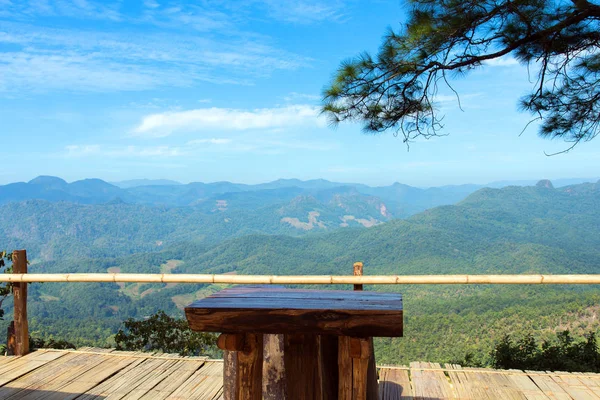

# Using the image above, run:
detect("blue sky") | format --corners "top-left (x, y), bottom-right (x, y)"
top-left (0, 0), bottom-right (598, 187)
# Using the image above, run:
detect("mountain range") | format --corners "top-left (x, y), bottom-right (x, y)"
top-left (0, 176), bottom-right (599, 364)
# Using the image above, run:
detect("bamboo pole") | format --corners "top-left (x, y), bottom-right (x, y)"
top-left (1, 273), bottom-right (600, 284)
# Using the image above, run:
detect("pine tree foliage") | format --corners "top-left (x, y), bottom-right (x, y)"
top-left (322, 0), bottom-right (600, 150)
top-left (0, 250), bottom-right (12, 320)
top-left (491, 330), bottom-right (600, 371)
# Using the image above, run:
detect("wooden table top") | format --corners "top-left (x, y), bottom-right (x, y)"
top-left (185, 286), bottom-right (403, 337)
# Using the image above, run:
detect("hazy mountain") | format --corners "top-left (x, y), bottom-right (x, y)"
top-left (177, 180), bottom-right (600, 277)
top-left (0, 188), bottom-right (394, 261)
top-left (4, 179), bottom-right (599, 365)
top-left (487, 177), bottom-right (599, 188)
top-left (111, 179), bottom-right (182, 188)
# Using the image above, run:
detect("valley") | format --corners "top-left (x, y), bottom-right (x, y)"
top-left (1, 176), bottom-right (599, 365)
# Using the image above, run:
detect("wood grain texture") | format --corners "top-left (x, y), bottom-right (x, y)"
top-left (6, 321), bottom-right (15, 356)
top-left (338, 336), bottom-right (353, 400)
top-left (218, 333), bottom-right (246, 352)
top-left (263, 334), bottom-right (287, 400)
top-left (185, 287), bottom-right (403, 337)
top-left (353, 356), bottom-right (369, 400)
top-left (319, 335), bottom-right (339, 400)
top-left (223, 350), bottom-right (238, 400)
top-left (2, 349), bottom-right (600, 399)
top-left (237, 333), bottom-right (263, 400)
top-left (284, 333), bottom-right (320, 400)
top-left (12, 249), bottom-right (29, 356)
top-left (187, 308), bottom-right (403, 337)
top-left (353, 262), bottom-right (364, 291)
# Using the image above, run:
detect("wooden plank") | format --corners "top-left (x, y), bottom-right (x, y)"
top-left (504, 371), bottom-right (550, 400)
top-left (339, 336), bottom-right (353, 400)
top-left (550, 373), bottom-right (599, 400)
top-left (283, 333), bottom-right (319, 400)
top-left (237, 333), bottom-right (262, 400)
top-left (378, 367), bottom-right (413, 400)
top-left (186, 308), bottom-right (403, 337)
top-left (0, 353), bottom-right (102, 398)
top-left (188, 297), bottom-right (403, 311)
top-left (31, 354), bottom-right (139, 400)
top-left (263, 334), bottom-right (287, 400)
top-left (410, 362), bottom-right (455, 399)
top-left (12, 250), bottom-right (29, 356)
top-left (479, 367), bottom-right (524, 400)
top-left (138, 359), bottom-right (206, 399)
top-left (444, 364), bottom-right (484, 400)
top-left (207, 288), bottom-right (401, 300)
top-left (114, 359), bottom-right (195, 399)
top-left (576, 375), bottom-right (600, 397)
top-left (352, 347), bottom-right (369, 400)
top-left (76, 358), bottom-right (165, 399)
top-left (169, 362), bottom-right (224, 399)
top-left (223, 350), bottom-right (238, 400)
top-left (0, 350), bottom-right (68, 387)
top-left (0, 349), bottom-right (58, 371)
top-left (525, 371), bottom-right (572, 400)
top-left (319, 335), bottom-right (339, 400)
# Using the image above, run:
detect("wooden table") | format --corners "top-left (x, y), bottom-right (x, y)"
top-left (185, 286), bottom-right (403, 400)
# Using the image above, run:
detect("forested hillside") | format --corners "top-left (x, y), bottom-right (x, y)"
top-left (1, 179), bottom-right (599, 365)
top-left (0, 175), bottom-right (496, 216)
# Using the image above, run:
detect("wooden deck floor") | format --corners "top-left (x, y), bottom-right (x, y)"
top-left (1, 349), bottom-right (600, 399)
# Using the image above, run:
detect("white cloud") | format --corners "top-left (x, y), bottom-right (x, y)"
top-left (62, 134), bottom-right (335, 159)
top-left (64, 144), bottom-right (182, 158)
top-left (133, 105), bottom-right (325, 137)
top-left (283, 92), bottom-right (321, 102)
top-left (0, 17), bottom-right (309, 94)
top-left (143, 0), bottom-right (160, 9)
top-left (260, 0), bottom-right (346, 23)
top-left (187, 138), bottom-right (232, 145)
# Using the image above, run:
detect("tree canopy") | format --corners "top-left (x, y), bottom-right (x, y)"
top-left (322, 0), bottom-right (600, 151)
top-left (0, 250), bottom-right (12, 320)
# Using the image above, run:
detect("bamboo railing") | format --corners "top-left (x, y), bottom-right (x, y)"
top-left (3, 273), bottom-right (600, 284)
top-left (5, 248), bottom-right (600, 356)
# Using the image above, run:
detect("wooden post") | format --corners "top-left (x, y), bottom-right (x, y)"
top-left (263, 334), bottom-right (287, 399)
top-left (353, 262), bottom-right (363, 291)
top-left (237, 333), bottom-right (263, 400)
top-left (353, 262), bottom-right (378, 400)
top-left (284, 333), bottom-right (320, 399)
top-left (223, 350), bottom-right (238, 400)
top-left (350, 338), bottom-right (370, 400)
top-left (338, 336), bottom-right (353, 400)
top-left (12, 250), bottom-right (29, 356)
top-left (6, 321), bottom-right (15, 355)
top-left (318, 335), bottom-right (339, 400)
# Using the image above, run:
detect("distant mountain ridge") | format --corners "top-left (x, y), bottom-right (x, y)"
top-left (1, 178), bottom-right (599, 364)
top-left (2, 175), bottom-right (597, 215)
top-left (111, 179), bottom-right (183, 188)
top-left (1, 178), bottom-right (598, 263)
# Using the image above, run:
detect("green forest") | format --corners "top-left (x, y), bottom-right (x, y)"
top-left (1, 179), bottom-right (600, 367)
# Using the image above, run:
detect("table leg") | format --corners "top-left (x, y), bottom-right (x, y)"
top-left (339, 336), bottom-right (372, 400)
top-left (223, 350), bottom-right (238, 400)
top-left (218, 333), bottom-right (263, 400)
top-left (319, 335), bottom-right (339, 400)
top-left (283, 333), bottom-right (320, 399)
top-left (263, 334), bottom-right (287, 399)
